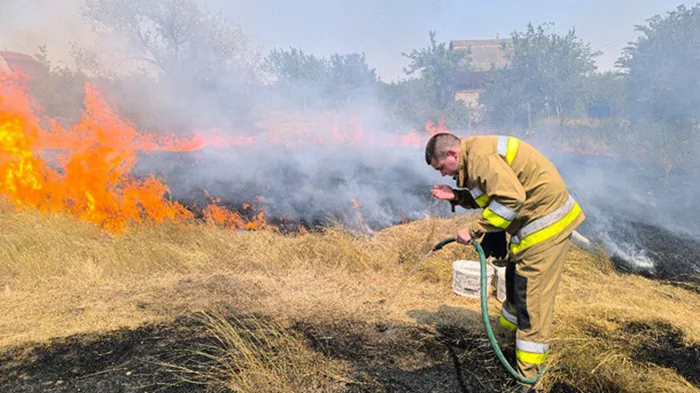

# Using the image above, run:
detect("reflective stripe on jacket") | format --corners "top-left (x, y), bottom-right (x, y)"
top-left (456, 135), bottom-right (585, 257)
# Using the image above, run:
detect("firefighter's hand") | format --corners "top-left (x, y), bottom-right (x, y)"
top-left (431, 185), bottom-right (456, 201)
top-left (456, 228), bottom-right (472, 245)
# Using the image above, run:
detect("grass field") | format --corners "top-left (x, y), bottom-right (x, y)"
top-left (1, 201), bottom-right (699, 393)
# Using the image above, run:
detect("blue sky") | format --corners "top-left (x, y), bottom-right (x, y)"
top-left (211, 0), bottom-right (689, 81)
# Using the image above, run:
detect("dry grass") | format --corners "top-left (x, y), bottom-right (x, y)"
top-left (159, 312), bottom-right (351, 393)
top-left (1, 200), bottom-right (699, 392)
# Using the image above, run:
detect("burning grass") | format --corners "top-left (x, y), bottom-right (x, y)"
top-left (0, 203), bottom-right (699, 393)
top-left (0, 74), bottom-right (274, 234)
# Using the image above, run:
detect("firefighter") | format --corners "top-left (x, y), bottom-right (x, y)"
top-left (425, 132), bottom-right (585, 391)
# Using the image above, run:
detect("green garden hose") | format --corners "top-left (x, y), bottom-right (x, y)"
top-left (433, 236), bottom-right (544, 386)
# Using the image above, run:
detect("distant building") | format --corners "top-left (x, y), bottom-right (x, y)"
top-left (450, 38), bottom-right (512, 71)
top-left (0, 51), bottom-right (42, 75)
top-left (449, 38), bottom-right (512, 116)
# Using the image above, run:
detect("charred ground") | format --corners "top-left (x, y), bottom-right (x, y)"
top-left (3, 311), bottom-right (697, 393)
top-left (0, 312), bottom-right (649, 393)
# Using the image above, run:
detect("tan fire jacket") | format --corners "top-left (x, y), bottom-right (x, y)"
top-left (452, 135), bottom-right (585, 258)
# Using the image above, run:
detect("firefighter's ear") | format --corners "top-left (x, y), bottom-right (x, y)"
top-left (446, 148), bottom-right (459, 159)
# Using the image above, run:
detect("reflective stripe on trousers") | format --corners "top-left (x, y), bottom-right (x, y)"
top-left (510, 194), bottom-right (582, 254)
top-left (516, 339), bottom-right (549, 365)
top-left (499, 306), bottom-right (518, 332)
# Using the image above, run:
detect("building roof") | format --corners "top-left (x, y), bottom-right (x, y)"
top-left (450, 38), bottom-right (512, 71)
top-left (0, 51), bottom-right (41, 73)
top-left (450, 39), bottom-right (512, 47)
top-left (0, 51), bottom-right (37, 63)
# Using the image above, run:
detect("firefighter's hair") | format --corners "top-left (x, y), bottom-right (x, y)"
top-left (425, 133), bottom-right (461, 165)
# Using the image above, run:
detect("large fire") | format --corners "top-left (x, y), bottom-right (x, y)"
top-left (0, 72), bottom-right (449, 235)
top-left (0, 75), bottom-right (274, 233)
top-left (2, 67), bottom-right (613, 237)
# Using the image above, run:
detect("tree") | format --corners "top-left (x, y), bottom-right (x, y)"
top-left (327, 53), bottom-right (377, 90)
top-left (325, 53), bottom-right (378, 106)
top-left (584, 71), bottom-right (627, 119)
top-left (263, 48), bottom-right (378, 110)
top-left (262, 47), bottom-right (329, 108)
top-left (382, 78), bottom-right (436, 126)
top-left (28, 46), bottom-right (87, 123)
top-left (78, 0), bottom-right (259, 130)
top-left (616, 4), bottom-right (700, 170)
top-left (480, 23), bottom-right (601, 128)
top-left (264, 47), bottom-right (328, 85)
top-left (82, 0), bottom-right (256, 78)
top-left (402, 31), bottom-right (472, 111)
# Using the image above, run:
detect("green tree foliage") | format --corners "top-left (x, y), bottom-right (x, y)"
top-left (381, 78), bottom-right (436, 126)
top-left (79, 0), bottom-right (259, 130)
top-left (82, 0), bottom-right (256, 78)
top-left (263, 48), bottom-right (329, 108)
top-left (380, 31), bottom-right (472, 129)
top-left (618, 4), bottom-right (700, 128)
top-left (616, 4), bottom-right (700, 169)
top-left (584, 71), bottom-right (626, 119)
top-left (402, 31), bottom-right (472, 111)
top-left (328, 53), bottom-right (377, 91)
top-left (480, 23), bottom-right (601, 128)
top-left (264, 48), bottom-right (328, 85)
top-left (263, 48), bottom-right (378, 109)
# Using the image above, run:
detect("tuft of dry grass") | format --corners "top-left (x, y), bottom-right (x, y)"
top-left (160, 312), bottom-right (351, 393)
top-left (1, 200), bottom-right (699, 393)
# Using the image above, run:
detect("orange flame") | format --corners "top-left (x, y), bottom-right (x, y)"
top-left (425, 119), bottom-right (448, 136)
top-left (350, 196), bottom-right (373, 234)
top-left (201, 191), bottom-right (273, 231)
top-left (0, 74), bottom-right (269, 233)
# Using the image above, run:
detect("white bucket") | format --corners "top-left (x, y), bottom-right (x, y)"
top-left (452, 260), bottom-right (495, 298)
top-left (495, 266), bottom-right (507, 302)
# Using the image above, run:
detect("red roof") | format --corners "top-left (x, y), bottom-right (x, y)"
top-left (0, 51), bottom-right (41, 74)
top-left (0, 51), bottom-right (37, 63)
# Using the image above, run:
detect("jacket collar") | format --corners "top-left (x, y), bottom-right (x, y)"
top-left (456, 138), bottom-right (470, 188)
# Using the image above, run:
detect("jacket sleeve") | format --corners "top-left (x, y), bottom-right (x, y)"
top-left (467, 154), bottom-right (526, 239)
top-left (449, 188), bottom-right (479, 211)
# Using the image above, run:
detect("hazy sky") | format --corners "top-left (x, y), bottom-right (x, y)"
top-left (210, 0), bottom-right (688, 80)
top-left (0, 0), bottom-right (690, 81)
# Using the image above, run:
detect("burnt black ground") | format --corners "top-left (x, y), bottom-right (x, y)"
top-left (0, 310), bottom-right (595, 393)
top-left (608, 221), bottom-right (700, 287)
top-left (5, 308), bottom-right (697, 393)
top-left (0, 312), bottom-right (514, 393)
top-left (625, 320), bottom-right (700, 386)
top-left (0, 315), bottom-right (221, 393)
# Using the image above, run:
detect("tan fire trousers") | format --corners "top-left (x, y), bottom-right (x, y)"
top-left (498, 235), bottom-right (572, 383)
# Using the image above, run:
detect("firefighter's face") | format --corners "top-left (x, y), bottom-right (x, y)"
top-left (431, 149), bottom-right (460, 177)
